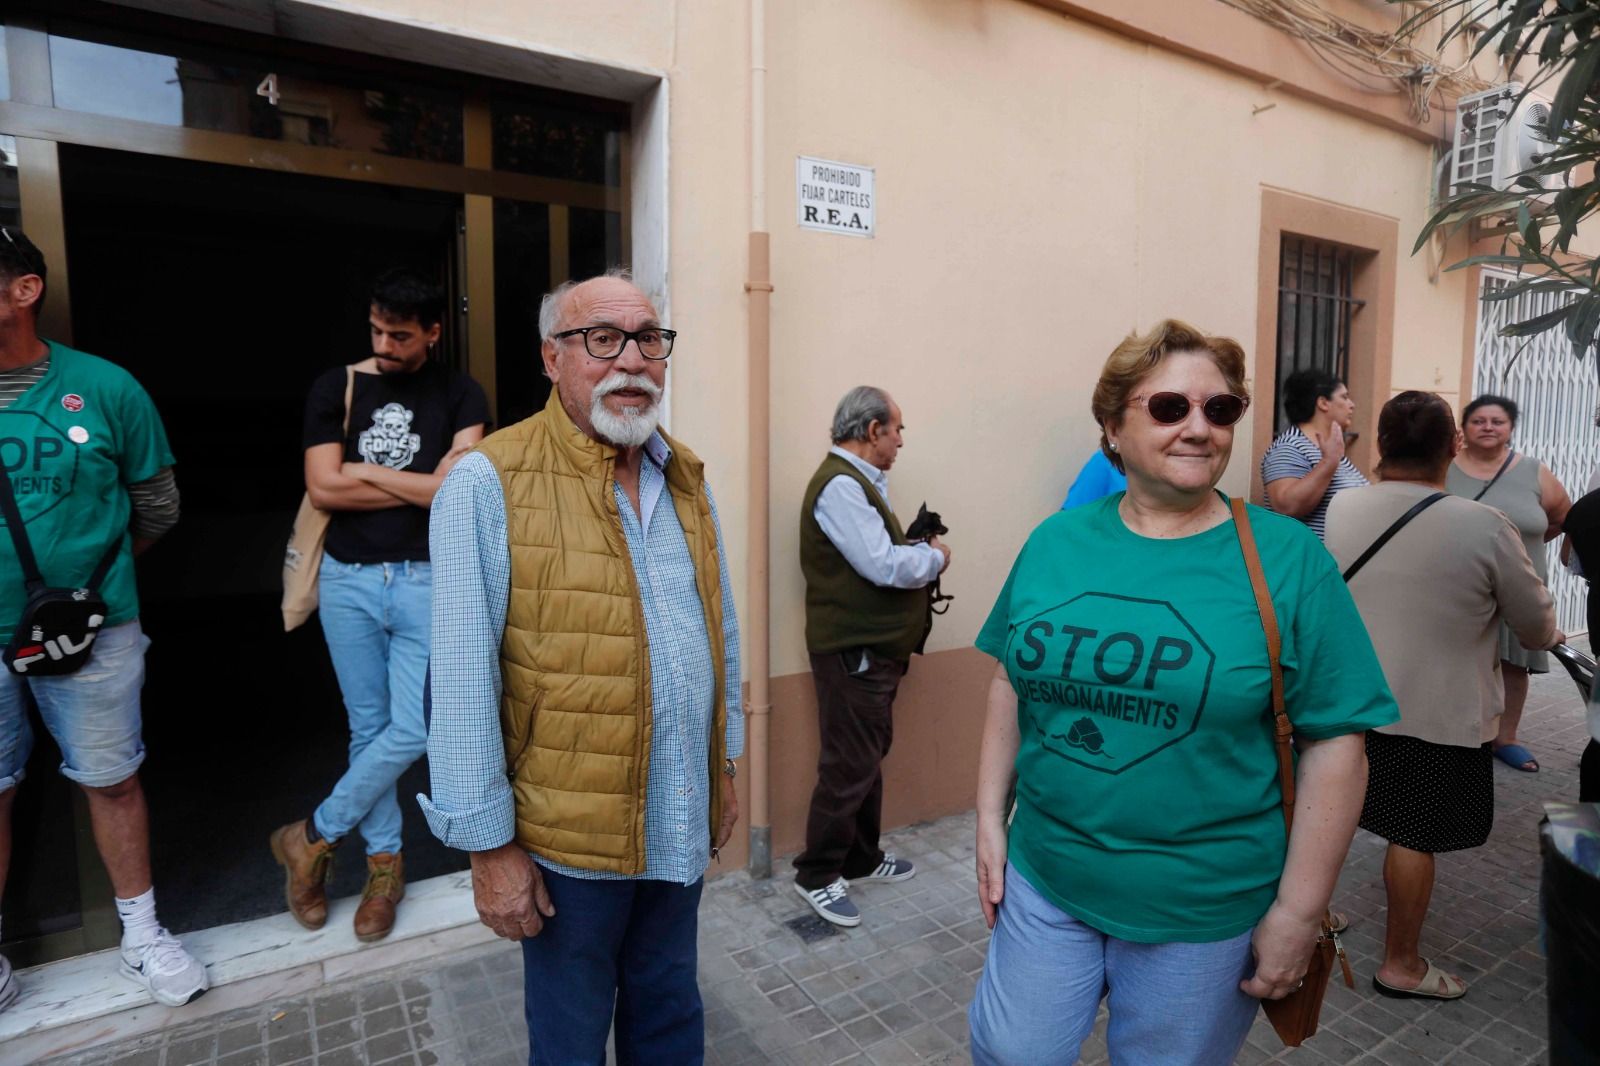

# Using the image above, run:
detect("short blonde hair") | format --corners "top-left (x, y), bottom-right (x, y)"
top-left (1091, 319), bottom-right (1250, 472)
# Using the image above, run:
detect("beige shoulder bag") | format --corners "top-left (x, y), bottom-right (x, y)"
top-left (281, 366), bottom-right (354, 631)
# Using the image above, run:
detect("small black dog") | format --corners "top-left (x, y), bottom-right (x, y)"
top-left (905, 503), bottom-right (953, 615)
top-left (904, 502), bottom-right (947, 541)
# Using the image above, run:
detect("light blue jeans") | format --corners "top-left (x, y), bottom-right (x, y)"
top-left (969, 863), bottom-right (1260, 1066)
top-left (0, 620), bottom-right (149, 790)
top-left (314, 557), bottom-right (431, 855)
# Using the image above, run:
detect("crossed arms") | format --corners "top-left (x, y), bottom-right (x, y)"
top-left (304, 424), bottom-right (484, 511)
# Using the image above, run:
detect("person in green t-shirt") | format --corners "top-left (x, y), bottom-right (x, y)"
top-left (0, 226), bottom-right (207, 1013)
top-left (966, 320), bottom-right (1397, 1066)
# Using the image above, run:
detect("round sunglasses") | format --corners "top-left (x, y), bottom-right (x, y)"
top-left (1127, 392), bottom-right (1250, 427)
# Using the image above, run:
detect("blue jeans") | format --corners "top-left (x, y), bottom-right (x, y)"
top-left (521, 867), bottom-right (705, 1065)
top-left (313, 557), bottom-right (430, 855)
top-left (969, 863), bottom-right (1259, 1066)
top-left (0, 620), bottom-right (149, 790)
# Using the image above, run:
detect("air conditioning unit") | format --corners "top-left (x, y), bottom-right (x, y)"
top-left (1449, 83), bottom-right (1563, 197)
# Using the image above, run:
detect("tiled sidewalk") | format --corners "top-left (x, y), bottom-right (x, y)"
top-left (41, 666), bottom-right (1585, 1065)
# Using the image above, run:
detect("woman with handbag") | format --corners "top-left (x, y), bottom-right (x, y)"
top-left (1326, 391), bottom-right (1559, 1000)
top-left (1446, 394), bottom-right (1571, 773)
top-left (967, 320), bottom-right (1398, 1065)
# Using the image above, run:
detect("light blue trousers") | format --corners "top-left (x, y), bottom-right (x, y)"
top-left (969, 862), bottom-right (1261, 1066)
top-left (313, 557), bottom-right (431, 855)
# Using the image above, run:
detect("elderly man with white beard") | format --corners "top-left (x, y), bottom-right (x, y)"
top-left (420, 270), bottom-right (742, 1065)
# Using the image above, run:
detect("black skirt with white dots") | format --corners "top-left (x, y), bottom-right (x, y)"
top-left (1358, 731), bottom-right (1494, 853)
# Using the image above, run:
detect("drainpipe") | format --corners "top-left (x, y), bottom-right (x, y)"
top-left (745, 0), bottom-right (774, 879)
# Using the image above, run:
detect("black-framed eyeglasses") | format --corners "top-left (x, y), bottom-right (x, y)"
top-left (0, 227), bottom-right (40, 279)
top-left (552, 325), bottom-right (676, 361)
top-left (1127, 392), bottom-right (1250, 427)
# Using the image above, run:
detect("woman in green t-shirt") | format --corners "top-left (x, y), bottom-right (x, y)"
top-left (967, 320), bottom-right (1398, 1066)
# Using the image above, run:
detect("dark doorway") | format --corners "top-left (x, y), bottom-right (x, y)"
top-left (9, 146), bottom-right (474, 946)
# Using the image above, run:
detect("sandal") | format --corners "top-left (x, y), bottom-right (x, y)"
top-left (1372, 959), bottom-right (1467, 1000)
top-left (1493, 743), bottom-right (1539, 773)
top-left (1327, 911), bottom-right (1349, 934)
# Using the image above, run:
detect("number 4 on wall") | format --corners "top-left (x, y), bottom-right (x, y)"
top-left (256, 74), bottom-right (280, 106)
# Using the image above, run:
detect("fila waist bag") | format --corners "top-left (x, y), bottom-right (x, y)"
top-left (0, 465), bottom-right (120, 676)
top-left (5, 566), bottom-right (115, 676)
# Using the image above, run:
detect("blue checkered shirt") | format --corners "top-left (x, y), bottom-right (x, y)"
top-left (417, 432), bottom-right (743, 884)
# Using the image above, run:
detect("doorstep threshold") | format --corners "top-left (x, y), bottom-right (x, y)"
top-left (1, 869), bottom-right (491, 1065)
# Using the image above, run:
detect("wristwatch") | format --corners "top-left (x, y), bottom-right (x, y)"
top-left (722, 758), bottom-right (738, 779)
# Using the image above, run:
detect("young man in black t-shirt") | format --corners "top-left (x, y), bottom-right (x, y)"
top-left (271, 269), bottom-right (488, 942)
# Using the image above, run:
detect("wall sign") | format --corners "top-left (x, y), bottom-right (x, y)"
top-left (796, 156), bottom-right (874, 238)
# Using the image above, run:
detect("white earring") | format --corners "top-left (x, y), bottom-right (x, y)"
top-left (1109, 442), bottom-right (1119, 452)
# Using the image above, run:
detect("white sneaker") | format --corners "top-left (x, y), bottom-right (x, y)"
top-left (0, 954), bottom-right (18, 1013)
top-left (120, 928), bottom-right (208, 1007)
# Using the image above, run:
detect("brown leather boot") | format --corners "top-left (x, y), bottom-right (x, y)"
top-left (269, 819), bottom-right (337, 930)
top-left (354, 852), bottom-right (405, 943)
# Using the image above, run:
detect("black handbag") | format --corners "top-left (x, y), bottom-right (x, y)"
top-left (0, 467), bottom-right (120, 676)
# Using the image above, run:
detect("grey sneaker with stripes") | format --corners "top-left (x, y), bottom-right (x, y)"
top-left (854, 854), bottom-right (915, 883)
top-left (794, 877), bottom-right (861, 927)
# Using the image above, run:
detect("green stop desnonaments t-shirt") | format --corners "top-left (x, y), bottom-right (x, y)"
top-left (976, 493), bottom-right (1398, 943)
top-left (0, 342), bottom-right (175, 633)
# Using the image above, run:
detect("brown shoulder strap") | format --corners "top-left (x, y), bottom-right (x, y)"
top-left (1229, 496), bottom-right (1296, 833)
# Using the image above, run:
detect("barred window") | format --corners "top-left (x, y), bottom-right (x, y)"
top-left (1276, 236), bottom-right (1365, 430)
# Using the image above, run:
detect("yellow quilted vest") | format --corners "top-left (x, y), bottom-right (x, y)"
top-left (475, 390), bottom-right (727, 874)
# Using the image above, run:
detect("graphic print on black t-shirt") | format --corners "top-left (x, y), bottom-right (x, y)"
top-left (357, 403), bottom-right (423, 469)
top-left (303, 361), bottom-right (489, 564)
top-left (1006, 592), bottom-right (1216, 775)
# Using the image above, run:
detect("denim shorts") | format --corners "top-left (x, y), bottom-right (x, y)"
top-left (0, 619), bottom-right (150, 790)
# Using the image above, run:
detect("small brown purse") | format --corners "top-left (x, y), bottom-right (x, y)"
top-left (1230, 497), bottom-right (1355, 1047)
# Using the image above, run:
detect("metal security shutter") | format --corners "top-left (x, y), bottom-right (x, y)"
top-left (1474, 271), bottom-right (1599, 634)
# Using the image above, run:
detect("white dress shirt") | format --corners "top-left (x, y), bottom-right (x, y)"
top-left (814, 446), bottom-right (944, 589)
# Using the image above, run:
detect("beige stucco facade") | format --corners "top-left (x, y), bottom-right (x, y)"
top-left (127, 0), bottom-right (1512, 869)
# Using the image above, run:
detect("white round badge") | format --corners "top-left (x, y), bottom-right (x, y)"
top-left (68, 426), bottom-right (89, 444)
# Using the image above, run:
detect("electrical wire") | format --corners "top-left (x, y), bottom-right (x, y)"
top-left (1216, 0), bottom-right (1492, 122)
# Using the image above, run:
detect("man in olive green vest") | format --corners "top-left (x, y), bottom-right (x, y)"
top-left (421, 270), bottom-right (743, 1063)
top-left (794, 385), bottom-right (951, 927)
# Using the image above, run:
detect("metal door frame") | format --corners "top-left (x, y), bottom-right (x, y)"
top-left (0, 9), bottom-right (630, 966)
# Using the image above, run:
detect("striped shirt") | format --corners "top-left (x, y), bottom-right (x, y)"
top-left (1261, 426), bottom-right (1368, 541)
top-left (0, 354), bottom-right (50, 410)
top-left (418, 433), bottom-right (743, 884)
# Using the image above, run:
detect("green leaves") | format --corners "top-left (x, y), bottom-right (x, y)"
top-left (1402, 0), bottom-right (1600, 359)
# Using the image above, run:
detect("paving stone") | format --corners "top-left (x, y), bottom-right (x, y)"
top-left (873, 1002), bottom-right (921, 1037)
top-left (267, 1033), bottom-right (315, 1064)
top-left (315, 1046), bottom-right (362, 1066)
top-left (816, 992), bottom-right (870, 1025)
top-left (363, 1028), bottom-right (414, 1062)
top-left (314, 1018), bottom-right (361, 1052)
top-left (167, 1034), bottom-right (220, 1066)
top-left (363, 1004), bottom-right (409, 1037)
top-left (215, 1021), bottom-right (264, 1056)
top-left (265, 1006), bottom-right (312, 1039)
top-left (217, 1050), bottom-right (267, 1066)
top-left (312, 992), bottom-right (359, 1027)
top-left (764, 982), bottom-right (810, 1014)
